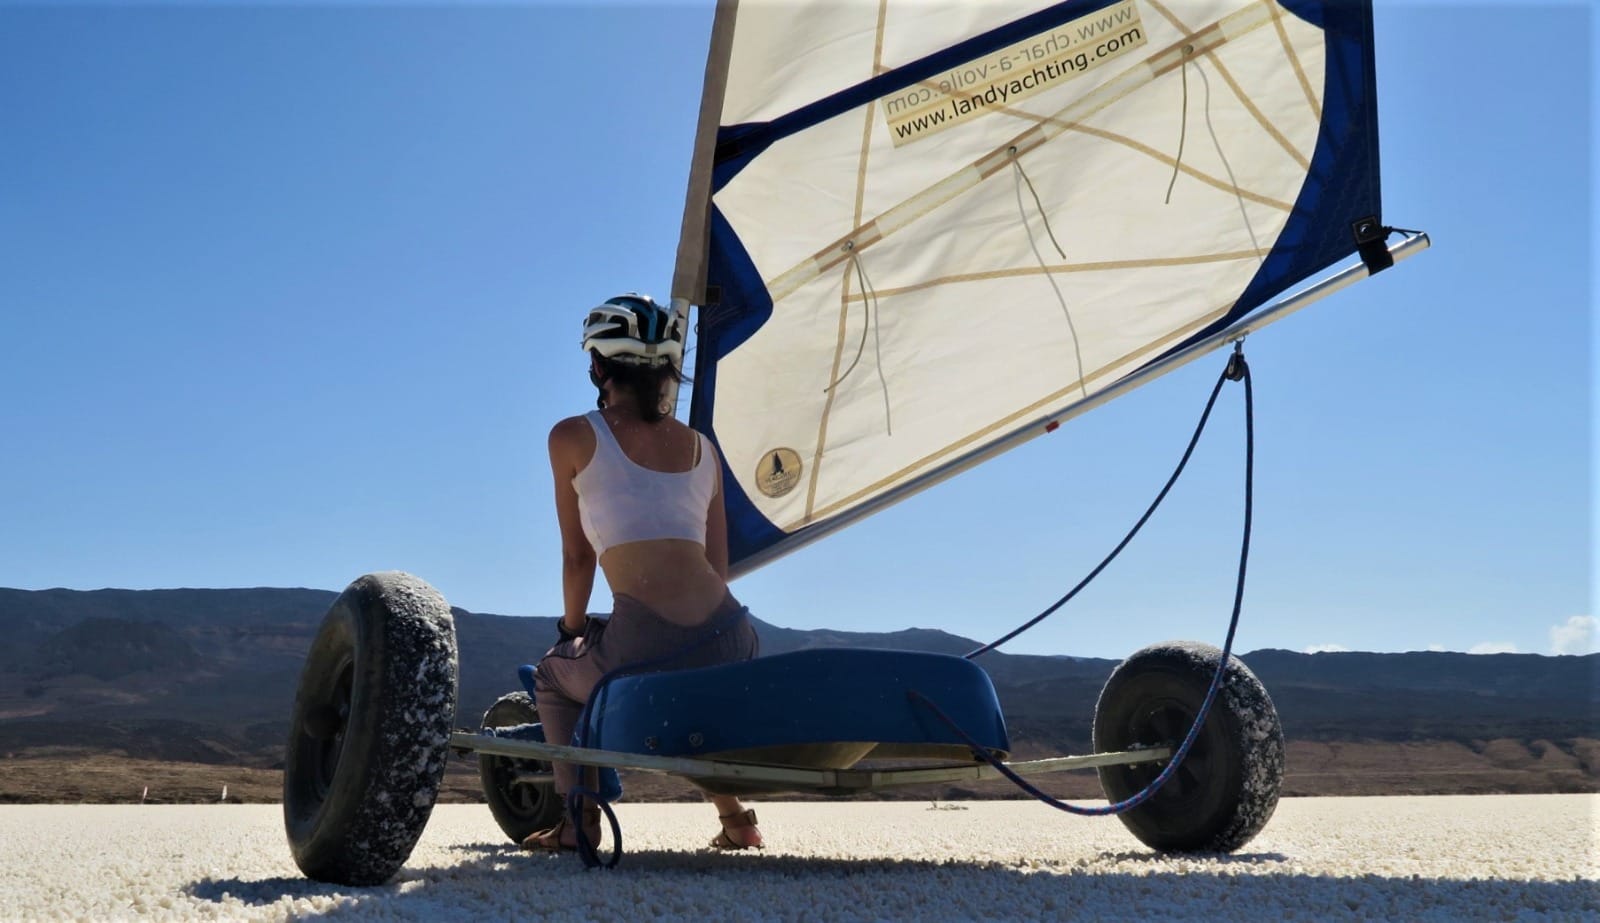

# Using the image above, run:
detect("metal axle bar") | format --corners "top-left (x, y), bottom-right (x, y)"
top-left (452, 730), bottom-right (1169, 792)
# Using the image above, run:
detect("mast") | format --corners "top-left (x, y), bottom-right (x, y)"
top-left (668, 0), bottom-right (739, 419)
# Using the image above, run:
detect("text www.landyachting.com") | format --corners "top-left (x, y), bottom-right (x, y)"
top-left (881, 0), bottom-right (1148, 146)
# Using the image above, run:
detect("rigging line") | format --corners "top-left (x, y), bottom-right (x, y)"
top-left (937, 347), bottom-right (1255, 817)
top-left (1145, 0), bottom-right (1309, 171)
top-left (1197, 61), bottom-right (1264, 263)
top-left (818, 250), bottom-right (894, 436)
top-left (854, 252), bottom-right (894, 436)
top-left (1012, 155), bottom-right (1088, 401)
top-left (1164, 45), bottom-right (1192, 205)
top-left (822, 250), bottom-right (872, 394)
top-left (1014, 157), bottom-right (1066, 261)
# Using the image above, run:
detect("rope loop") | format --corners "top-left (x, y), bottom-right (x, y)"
top-left (569, 786), bottom-right (623, 869)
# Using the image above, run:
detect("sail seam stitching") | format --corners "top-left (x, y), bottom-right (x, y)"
top-left (1012, 158), bottom-right (1089, 401)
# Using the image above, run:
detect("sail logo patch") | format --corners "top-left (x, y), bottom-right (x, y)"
top-left (755, 448), bottom-right (803, 498)
top-left (880, 0), bottom-right (1147, 147)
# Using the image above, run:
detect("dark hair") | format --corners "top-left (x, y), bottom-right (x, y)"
top-left (592, 352), bottom-right (686, 423)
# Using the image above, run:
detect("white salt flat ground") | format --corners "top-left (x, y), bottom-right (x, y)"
top-left (0, 796), bottom-right (1594, 921)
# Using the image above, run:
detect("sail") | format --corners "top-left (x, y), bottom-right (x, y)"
top-left (674, 0), bottom-right (1384, 573)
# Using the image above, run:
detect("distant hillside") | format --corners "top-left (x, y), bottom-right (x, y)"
top-left (0, 585), bottom-right (1594, 800)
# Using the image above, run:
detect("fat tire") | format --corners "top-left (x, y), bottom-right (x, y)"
top-left (477, 691), bottom-right (564, 842)
top-left (1093, 640), bottom-right (1283, 853)
top-left (283, 572), bottom-right (458, 885)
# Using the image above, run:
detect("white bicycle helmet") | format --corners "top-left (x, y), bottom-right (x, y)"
top-left (581, 293), bottom-right (685, 368)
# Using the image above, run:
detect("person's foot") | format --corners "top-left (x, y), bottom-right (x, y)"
top-left (709, 808), bottom-right (763, 850)
top-left (521, 809), bottom-right (602, 851)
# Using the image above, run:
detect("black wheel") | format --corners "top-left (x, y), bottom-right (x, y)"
top-left (283, 572), bottom-right (459, 885)
top-left (477, 691), bottom-right (563, 842)
top-left (1093, 641), bottom-right (1283, 853)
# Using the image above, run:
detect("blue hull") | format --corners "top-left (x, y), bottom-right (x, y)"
top-left (579, 648), bottom-right (1010, 768)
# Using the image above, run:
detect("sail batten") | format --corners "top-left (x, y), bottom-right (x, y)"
top-left (677, 0), bottom-right (1387, 571)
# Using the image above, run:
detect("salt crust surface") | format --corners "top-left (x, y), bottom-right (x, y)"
top-left (0, 796), bottom-right (1593, 921)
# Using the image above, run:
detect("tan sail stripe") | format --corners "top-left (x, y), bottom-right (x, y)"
top-left (1269, 0), bottom-right (1322, 121)
top-left (987, 112), bottom-right (1293, 210)
top-left (1147, 0), bottom-right (1310, 170)
top-left (888, 67), bottom-right (1293, 212)
top-left (805, 0), bottom-right (892, 521)
top-left (840, 250), bottom-right (1266, 303)
top-left (1207, 46), bottom-right (1310, 171)
top-left (782, 301), bottom-right (1232, 529)
top-left (762, 0), bottom-right (1281, 306)
top-left (1061, 122), bottom-right (1293, 210)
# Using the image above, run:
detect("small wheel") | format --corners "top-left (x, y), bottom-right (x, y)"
top-left (283, 572), bottom-right (458, 885)
top-left (477, 691), bottom-right (563, 842)
top-left (1093, 641), bottom-right (1283, 853)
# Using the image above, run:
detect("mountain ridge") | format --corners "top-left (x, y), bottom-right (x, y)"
top-left (0, 585), bottom-right (1594, 800)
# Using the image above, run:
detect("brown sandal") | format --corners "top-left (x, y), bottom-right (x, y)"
top-left (709, 808), bottom-right (763, 851)
top-left (521, 806), bottom-right (603, 852)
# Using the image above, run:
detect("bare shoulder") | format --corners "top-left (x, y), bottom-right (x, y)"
top-left (548, 414), bottom-right (597, 465)
top-left (549, 414), bottom-right (592, 444)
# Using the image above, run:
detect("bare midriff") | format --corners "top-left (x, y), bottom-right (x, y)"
top-left (598, 538), bottom-right (729, 627)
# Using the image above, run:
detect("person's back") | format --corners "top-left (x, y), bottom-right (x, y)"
top-left (557, 406), bottom-right (730, 626)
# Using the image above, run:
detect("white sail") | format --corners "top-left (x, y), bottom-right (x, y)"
top-left (676, 0), bottom-right (1388, 570)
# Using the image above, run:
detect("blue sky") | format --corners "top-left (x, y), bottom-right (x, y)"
top-left (0, 1), bottom-right (1590, 659)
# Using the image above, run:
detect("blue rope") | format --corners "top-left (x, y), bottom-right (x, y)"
top-left (919, 347), bottom-right (1253, 816)
top-left (965, 351), bottom-right (1241, 660)
top-left (568, 786), bottom-right (623, 869)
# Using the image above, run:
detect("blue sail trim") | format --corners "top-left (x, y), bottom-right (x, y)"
top-left (689, 208), bottom-right (786, 564)
top-left (694, 0), bottom-right (1383, 570)
top-left (712, 0), bottom-right (1121, 192)
top-left (1172, 0), bottom-right (1380, 353)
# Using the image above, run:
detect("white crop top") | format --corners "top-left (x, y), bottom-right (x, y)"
top-left (573, 411), bottom-right (717, 556)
